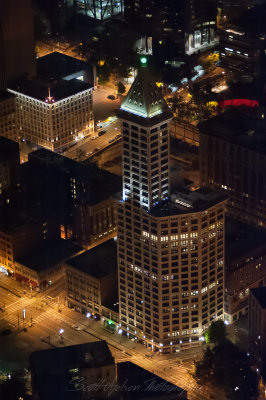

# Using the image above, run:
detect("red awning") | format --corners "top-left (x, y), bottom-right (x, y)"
top-left (14, 273), bottom-right (22, 281)
top-left (29, 280), bottom-right (37, 287)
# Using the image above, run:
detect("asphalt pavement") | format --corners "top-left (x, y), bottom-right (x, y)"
top-left (0, 275), bottom-right (226, 400)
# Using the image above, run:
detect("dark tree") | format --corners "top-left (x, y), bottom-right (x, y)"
top-left (117, 81), bottom-right (126, 95)
top-left (97, 65), bottom-right (111, 85)
top-left (206, 320), bottom-right (227, 344)
top-left (193, 340), bottom-right (259, 400)
top-left (0, 371), bottom-right (29, 400)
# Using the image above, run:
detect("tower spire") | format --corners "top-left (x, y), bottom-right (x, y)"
top-left (117, 66), bottom-right (172, 210)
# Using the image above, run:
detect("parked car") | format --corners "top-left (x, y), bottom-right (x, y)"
top-left (107, 95), bottom-right (115, 100)
top-left (91, 136), bottom-right (97, 140)
top-left (98, 130), bottom-right (107, 136)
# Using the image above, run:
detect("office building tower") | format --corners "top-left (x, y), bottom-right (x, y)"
top-left (199, 110), bottom-right (266, 228)
top-left (74, 0), bottom-right (124, 20)
top-left (26, 149), bottom-right (121, 247)
top-left (0, 0), bottom-right (36, 89)
top-left (224, 218), bottom-right (266, 324)
top-left (219, 4), bottom-right (266, 83)
top-left (124, 0), bottom-right (217, 60)
top-left (117, 65), bottom-right (227, 353)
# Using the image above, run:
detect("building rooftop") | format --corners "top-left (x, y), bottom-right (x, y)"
top-left (222, 3), bottom-right (266, 36)
top-left (28, 149), bottom-right (122, 205)
top-left (117, 65), bottom-right (172, 126)
top-left (66, 239), bottom-right (117, 279)
top-left (149, 187), bottom-right (227, 217)
top-left (16, 240), bottom-right (82, 272)
top-left (198, 110), bottom-right (266, 154)
top-left (30, 341), bottom-right (114, 400)
top-left (8, 76), bottom-right (92, 103)
top-left (117, 362), bottom-right (187, 400)
top-left (0, 136), bottom-right (19, 162)
top-left (250, 287), bottom-right (266, 309)
top-left (36, 51), bottom-right (94, 85)
top-left (225, 217), bottom-right (266, 266)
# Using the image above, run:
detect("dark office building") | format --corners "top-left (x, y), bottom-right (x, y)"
top-left (125, 0), bottom-right (217, 60)
top-left (224, 218), bottom-right (266, 324)
top-left (219, 4), bottom-right (266, 83)
top-left (0, 136), bottom-right (20, 200)
top-left (249, 287), bottom-right (266, 379)
top-left (30, 341), bottom-right (116, 400)
top-left (199, 110), bottom-right (266, 228)
top-left (73, 0), bottom-right (124, 21)
top-left (0, 0), bottom-right (36, 89)
top-left (25, 149), bottom-right (121, 247)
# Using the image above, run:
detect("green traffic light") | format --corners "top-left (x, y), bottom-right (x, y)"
top-left (140, 57), bottom-right (147, 65)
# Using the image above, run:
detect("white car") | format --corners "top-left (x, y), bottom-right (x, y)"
top-left (91, 136), bottom-right (97, 140)
top-left (72, 325), bottom-right (81, 330)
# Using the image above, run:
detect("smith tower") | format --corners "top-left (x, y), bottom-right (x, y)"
top-left (117, 63), bottom-right (227, 353)
top-left (118, 65), bottom-right (172, 209)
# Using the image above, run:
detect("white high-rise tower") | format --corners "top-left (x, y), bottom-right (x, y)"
top-left (117, 63), bottom-right (227, 353)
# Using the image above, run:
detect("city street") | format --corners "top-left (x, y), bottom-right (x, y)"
top-left (0, 275), bottom-right (225, 400)
top-left (63, 115), bottom-right (122, 160)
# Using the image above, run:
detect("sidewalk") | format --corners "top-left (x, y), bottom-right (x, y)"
top-left (58, 301), bottom-right (204, 363)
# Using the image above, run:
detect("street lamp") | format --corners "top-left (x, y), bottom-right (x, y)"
top-left (118, 329), bottom-right (122, 343)
top-left (59, 329), bottom-right (64, 344)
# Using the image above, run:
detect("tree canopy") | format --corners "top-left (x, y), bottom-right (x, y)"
top-left (193, 340), bottom-right (259, 400)
top-left (205, 320), bottom-right (227, 344)
top-left (117, 81), bottom-right (126, 95)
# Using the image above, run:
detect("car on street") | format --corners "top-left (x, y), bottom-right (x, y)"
top-left (72, 325), bottom-right (81, 330)
top-left (91, 136), bottom-right (97, 140)
top-left (98, 130), bottom-right (107, 136)
top-left (107, 95), bottom-right (116, 100)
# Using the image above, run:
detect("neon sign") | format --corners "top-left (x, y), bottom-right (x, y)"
top-left (219, 99), bottom-right (259, 108)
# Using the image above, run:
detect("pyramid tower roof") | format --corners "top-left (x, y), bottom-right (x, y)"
top-left (119, 66), bottom-right (171, 121)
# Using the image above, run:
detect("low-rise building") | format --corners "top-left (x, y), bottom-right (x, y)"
top-left (30, 341), bottom-right (116, 400)
top-left (224, 218), bottom-right (266, 323)
top-left (249, 287), bottom-right (266, 377)
top-left (0, 211), bottom-right (60, 277)
top-left (36, 51), bottom-right (95, 87)
top-left (64, 239), bottom-right (118, 328)
top-left (8, 77), bottom-right (94, 151)
top-left (14, 240), bottom-right (81, 290)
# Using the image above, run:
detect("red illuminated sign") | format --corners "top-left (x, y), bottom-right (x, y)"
top-left (219, 99), bottom-right (259, 108)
